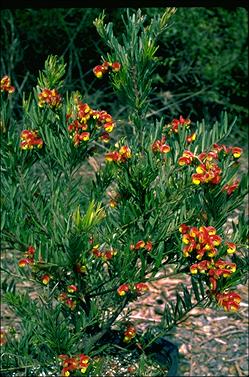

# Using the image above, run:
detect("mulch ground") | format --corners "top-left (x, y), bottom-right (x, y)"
top-left (125, 274), bottom-right (249, 377)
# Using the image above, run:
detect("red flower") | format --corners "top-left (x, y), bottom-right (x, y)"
top-left (190, 264), bottom-right (198, 274)
top-left (0, 328), bottom-right (7, 346)
top-left (105, 151), bottom-right (121, 162)
top-left (216, 291), bottom-right (241, 312)
top-left (192, 161), bottom-right (222, 186)
top-left (209, 277), bottom-right (217, 291)
top-left (38, 88), bottom-right (61, 108)
top-left (103, 122), bottom-right (115, 133)
top-left (231, 147), bottom-right (242, 158)
top-left (102, 249), bottom-right (117, 260)
top-left (226, 242), bottom-right (237, 255)
top-left (152, 136), bottom-right (170, 154)
top-left (105, 145), bottom-right (131, 163)
top-left (59, 354), bottom-right (90, 376)
top-left (166, 115), bottom-right (191, 133)
top-left (93, 65), bottom-right (104, 78)
top-left (79, 132), bottom-right (90, 141)
top-left (41, 274), bottom-right (51, 285)
top-left (20, 130), bottom-right (43, 150)
top-left (123, 325), bottom-right (136, 342)
top-left (18, 258), bottom-right (32, 267)
top-left (178, 150), bottom-right (195, 166)
top-left (179, 224), bottom-right (190, 234)
top-left (117, 283), bottom-right (130, 296)
top-left (65, 298), bottom-right (76, 310)
top-left (145, 241), bottom-right (153, 252)
top-left (186, 133), bottom-right (196, 143)
top-left (223, 180), bottom-right (239, 195)
top-left (0, 75), bottom-right (15, 93)
top-left (111, 62), bottom-right (121, 72)
top-left (92, 245), bottom-right (102, 258)
top-left (135, 240), bottom-right (145, 249)
top-left (93, 61), bottom-right (121, 77)
top-left (67, 285), bottom-right (78, 293)
top-left (134, 282), bottom-right (149, 295)
top-left (102, 61), bottom-right (111, 72)
top-left (99, 132), bottom-right (110, 143)
top-left (18, 246), bottom-right (36, 267)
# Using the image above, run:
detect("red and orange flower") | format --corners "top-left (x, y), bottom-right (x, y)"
top-left (20, 130), bottom-right (43, 150)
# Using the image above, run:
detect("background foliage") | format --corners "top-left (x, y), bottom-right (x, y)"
top-left (0, 7), bottom-right (248, 144)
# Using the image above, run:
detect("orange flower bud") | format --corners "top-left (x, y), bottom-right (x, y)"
top-left (103, 122), bottom-right (115, 133)
top-left (67, 285), bottom-right (78, 293)
top-left (135, 240), bottom-right (145, 249)
top-left (145, 241), bottom-right (153, 252)
top-left (190, 264), bottom-right (198, 274)
top-left (192, 173), bottom-right (202, 185)
top-left (79, 132), bottom-right (90, 141)
top-left (41, 274), bottom-right (51, 285)
top-left (93, 65), bottom-right (104, 78)
top-left (111, 62), bottom-right (121, 72)
top-left (18, 258), bottom-right (32, 267)
top-left (226, 242), bottom-right (236, 254)
top-left (134, 282), bottom-right (149, 294)
top-left (231, 147), bottom-right (242, 158)
top-left (117, 284), bottom-right (130, 296)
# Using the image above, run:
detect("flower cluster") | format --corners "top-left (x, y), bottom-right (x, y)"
top-left (67, 100), bottom-right (115, 147)
top-left (117, 282), bottom-right (149, 296)
top-left (59, 354), bottom-right (90, 376)
top-left (20, 129), bottom-right (43, 150)
top-left (105, 145), bottom-right (131, 163)
top-left (180, 224), bottom-right (222, 259)
top-left (38, 88), bottom-right (62, 109)
top-left (190, 259), bottom-right (236, 291)
top-left (151, 136), bottom-right (171, 154)
top-left (18, 246), bottom-right (36, 267)
top-left (0, 75), bottom-right (15, 93)
top-left (179, 150), bottom-right (222, 185)
top-left (165, 115), bottom-right (191, 134)
top-left (178, 143), bottom-right (243, 186)
top-left (123, 325), bottom-right (136, 343)
top-left (58, 286), bottom-right (78, 310)
top-left (91, 245), bottom-right (117, 260)
top-left (93, 60), bottom-right (121, 78)
top-left (130, 240), bottom-right (153, 252)
top-left (215, 291), bottom-right (241, 312)
top-left (192, 160), bottom-right (222, 185)
top-left (212, 143), bottom-right (243, 159)
top-left (179, 224), bottom-right (241, 311)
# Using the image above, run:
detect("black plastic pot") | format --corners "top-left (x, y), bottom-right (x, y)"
top-left (145, 336), bottom-right (179, 377)
top-left (100, 330), bottom-right (179, 376)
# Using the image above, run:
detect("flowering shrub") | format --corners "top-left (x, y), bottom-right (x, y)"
top-left (0, 9), bottom-right (248, 377)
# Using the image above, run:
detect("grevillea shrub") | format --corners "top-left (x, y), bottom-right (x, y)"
top-left (1, 9), bottom-right (248, 377)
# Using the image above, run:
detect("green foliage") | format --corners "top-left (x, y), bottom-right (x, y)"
top-left (0, 8), bottom-right (248, 377)
top-left (37, 55), bottom-right (66, 90)
top-left (94, 8), bottom-right (176, 132)
top-left (1, 7), bottom-right (247, 141)
top-left (151, 7), bottom-right (248, 142)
